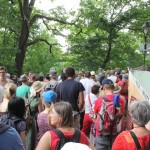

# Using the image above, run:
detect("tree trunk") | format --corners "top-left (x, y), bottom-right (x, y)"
top-left (15, 49), bottom-right (26, 76)
top-left (15, 18), bottom-right (29, 76)
top-left (15, 0), bottom-right (31, 76)
top-left (102, 36), bottom-right (112, 69)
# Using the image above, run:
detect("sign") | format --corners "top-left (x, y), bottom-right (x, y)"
top-left (140, 44), bottom-right (150, 51)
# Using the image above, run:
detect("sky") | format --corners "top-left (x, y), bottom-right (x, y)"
top-left (35, 0), bottom-right (80, 51)
top-left (35, 0), bottom-right (80, 12)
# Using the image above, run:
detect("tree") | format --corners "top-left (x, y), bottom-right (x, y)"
top-left (0, 0), bottom-right (77, 75)
top-left (66, 0), bottom-right (150, 70)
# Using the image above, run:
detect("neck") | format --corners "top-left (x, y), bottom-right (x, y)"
top-left (105, 91), bottom-right (113, 95)
top-left (57, 126), bottom-right (74, 131)
top-left (44, 107), bottom-right (49, 112)
top-left (67, 77), bottom-right (73, 80)
top-left (134, 125), bottom-right (145, 128)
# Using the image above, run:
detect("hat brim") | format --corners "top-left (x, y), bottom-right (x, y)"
top-left (34, 82), bottom-right (46, 92)
top-left (114, 86), bottom-right (121, 94)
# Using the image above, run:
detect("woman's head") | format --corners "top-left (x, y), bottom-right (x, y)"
top-left (8, 96), bottom-right (25, 118)
top-left (4, 83), bottom-right (16, 100)
top-left (49, 102), bottom-right (73, 128)
top-left (42, 90), bottom-right (56, 107)
top-left (129, 100), bottom-right (150, 126)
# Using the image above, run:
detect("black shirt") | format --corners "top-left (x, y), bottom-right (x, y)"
top-left (56, 79), bottom-right (85, 111)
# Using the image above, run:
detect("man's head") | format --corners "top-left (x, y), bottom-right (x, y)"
top-left (49, 70), bottom-right (57, 80)
top-left (122, 74), bottom-right (128, 79)
top-left (84, 71), bottom-right (91, 78)
top-left (20, 74), bottom-right (28, 84)
top-left (91, 71), bottom-right (96, 80)
top-left (122, 74), bottom-right (128, 82)
top-left (0, 66), bottom-right (7, 80)
top-left (65, 67), bottom-right (75, 78)
top-left (102, 79), bottom-right (114, 91)
top-left (98, 68), bottom-right (103, 73)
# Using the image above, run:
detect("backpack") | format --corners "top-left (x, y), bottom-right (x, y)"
top-left (52, 129), bottom-right (80, 150)
top-left (98, 94), bottom-right (124, 136)
top-left (25, 103), bottom-right (33, 130)
top-left (45, 81), bottom-right (58, 92)
top-left (0, 114), bottom-right (23, 133)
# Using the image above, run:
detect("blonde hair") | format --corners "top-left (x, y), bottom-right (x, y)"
top-left (4, 83), bottom-right (16, 100)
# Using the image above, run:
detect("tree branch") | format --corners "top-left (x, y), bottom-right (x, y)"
top-left (29, 0), bottom-right (36, 17)
top-left (42, 19), bottom-right (68, 38)
top-left (8, 27), bottom-right (20, 37)
top-left (27, 38), bottom-right (66, 53)
top-left (29, 14), bottom-right (75, 27)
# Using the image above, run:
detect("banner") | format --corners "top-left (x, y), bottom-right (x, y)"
top-left (128, 69), bottom-right (150, 104)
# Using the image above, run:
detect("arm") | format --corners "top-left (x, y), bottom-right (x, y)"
top-left (56, 84), bottom-right (60, 101)
top-left (56, 93), bottom-right (60, 102)
top-left (78, 91), bottom-right (84, 111)
top-left (36, 131), bottom-right (51, 150)
top-left (20, 131), bottom-right (26, 150)
top-left (88, 138), bottom-right (95, 150)
top-left (38, 101), bottom-right (43, 113)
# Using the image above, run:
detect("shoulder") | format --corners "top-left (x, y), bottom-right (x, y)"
top-left (95, 97), bottom-right (103, 105)
top-left (2, 127), bottom-right (25, 149)
top-left (36, 131), bottom-right (51, 150)
top-left (112, 131), bottom-right (130, 150)
top-left (16, 120), bottom-right (26, 132)
top-left (94, 97), bottom-right (103, 112)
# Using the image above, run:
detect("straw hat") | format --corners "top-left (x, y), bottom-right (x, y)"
top-left (114, 83), bottom-right (121, 93)
top-left (31, 81), bottom-right (43, 92)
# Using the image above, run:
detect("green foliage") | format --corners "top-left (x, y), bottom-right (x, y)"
top-left (23, 31), bottom-right (63, 74)
top-left (65, 0), bottom-right (150, 71)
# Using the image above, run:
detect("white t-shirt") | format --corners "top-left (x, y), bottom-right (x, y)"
top-left (85, 93), bottom-right (98, 114)
top-left (80, 78), bottom-right (94, 98)
top-left (107, 75), bottom-right (117, 83)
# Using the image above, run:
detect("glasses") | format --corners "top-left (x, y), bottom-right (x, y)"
top-left (0, 72), bottom-right (5, 74)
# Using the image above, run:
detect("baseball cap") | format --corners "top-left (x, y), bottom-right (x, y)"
top-left (102, 78), bottom-right (113, 86)
top-left (91, 71), bottom-right (95, 76)
top-left (122, 74), bottom-right (128, 80)
top-left (42, 90), bottom-right (56, 104)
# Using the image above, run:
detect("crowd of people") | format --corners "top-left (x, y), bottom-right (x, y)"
top-left (0, 66), bottom-right (150, 150)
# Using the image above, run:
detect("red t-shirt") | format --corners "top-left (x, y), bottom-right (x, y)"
top-left (50, 130), bottom-right (89, 149)
top-left (112, 131), bottom-right (150, 150)
top-left (94, 94), bottom-right (125, 136)
top-left (117, 80), bottom-right (128, 100)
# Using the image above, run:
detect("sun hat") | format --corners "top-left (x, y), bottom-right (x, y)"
top-left (114, 83), bottom-right (121, 93)
top-left (42, 90), bottom-right (56, 104)
top-left (31, 81), bottom-right (43, 92)
top-left (91, 71), bottom-right (95, 76)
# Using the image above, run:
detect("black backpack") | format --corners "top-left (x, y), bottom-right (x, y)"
top-left (52, 129), bottom-right (80, 150)
top-left (0, 114), bottom-right (23, 133)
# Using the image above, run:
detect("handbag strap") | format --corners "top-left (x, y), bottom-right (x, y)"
top-left (130, 131), bottom-right (142, 150)
top-left (88, 95), bottom-right (92, 107)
